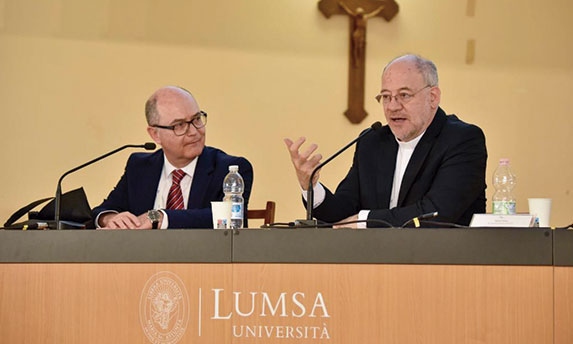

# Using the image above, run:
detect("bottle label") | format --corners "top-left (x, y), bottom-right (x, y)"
top-left (231, 202), bottom-right (243, 220)
top-left (492, 201), bottom-right (516, 215)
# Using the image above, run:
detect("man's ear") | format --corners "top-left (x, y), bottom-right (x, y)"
top-left (430, 86), bottom-right (441, 109)
top-left (147, 126), bottom-right (161, 145)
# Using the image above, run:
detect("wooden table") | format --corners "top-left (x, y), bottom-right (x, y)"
top-left (0, 228), bottom-right (571, 344)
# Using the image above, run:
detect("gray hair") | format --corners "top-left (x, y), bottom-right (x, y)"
top-left (384, 54), bottom-right (439, 87)
top-left (144, 95), bottom-right (158, 125)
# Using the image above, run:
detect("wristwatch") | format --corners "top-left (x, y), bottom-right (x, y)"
top-left (147, 209), bottom-right (162, 230)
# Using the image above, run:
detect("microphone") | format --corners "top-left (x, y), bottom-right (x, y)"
top-left (54, 143), bottom-right (156, 229)
top-left (143, 142), bottom-right (156, 150)
top-left (400, 211), bottom-right (439, 228)
top-left (297, 122), bottom-right (382, 227)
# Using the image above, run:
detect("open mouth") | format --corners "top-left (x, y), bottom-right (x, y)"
top-left (390, 117), bottom-right (407, 123)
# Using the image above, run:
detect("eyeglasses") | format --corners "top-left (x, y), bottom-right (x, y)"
top-left (152, 111), bottom-right (208, 136)
top-left (375, 85), bottom-right (433, 105)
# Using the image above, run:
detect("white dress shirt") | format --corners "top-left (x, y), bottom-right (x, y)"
top-left (155, 155), bottom-right (198, 229)
top-left (302, 131), bottom-right (425, 228)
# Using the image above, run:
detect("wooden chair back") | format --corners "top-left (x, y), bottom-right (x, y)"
top-left (247, 201), bottom-right (276, 225)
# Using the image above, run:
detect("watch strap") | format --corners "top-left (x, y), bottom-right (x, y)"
top-left (148, 210), bottom-right (161, 230)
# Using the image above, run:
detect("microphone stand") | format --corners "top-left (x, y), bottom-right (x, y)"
top-left (296, 122), bottom-right (382, 227)
top-left (400, 212), bottom-right (439, 228)
top-left (55, 143), bottom-right (156, 229)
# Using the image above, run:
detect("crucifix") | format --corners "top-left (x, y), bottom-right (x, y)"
top-left (318, 0), bottom-right (399, 124)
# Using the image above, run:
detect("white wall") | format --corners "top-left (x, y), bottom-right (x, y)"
top-left (0, 0), bottom-right (571, 226)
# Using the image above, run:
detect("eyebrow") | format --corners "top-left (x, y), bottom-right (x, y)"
top-left (168, 118), bottom-right (187, 125)
top-left (168, 114), bottom-right (200, 125)
top-left (380, 86), bottom-right (415, 93)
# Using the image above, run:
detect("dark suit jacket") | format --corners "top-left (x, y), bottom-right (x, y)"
top-left (92, 146), bottom-right (253, 228)
top-left (313, 108), bottom-right (487, 227)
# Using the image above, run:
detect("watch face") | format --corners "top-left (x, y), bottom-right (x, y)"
top-left (148, 210), bottom-right (160, 222)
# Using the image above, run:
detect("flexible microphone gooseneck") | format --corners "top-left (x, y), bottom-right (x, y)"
top-left (54, 143), bottom-right (156, 230)
top-left (400, 211), bottom-right (439, 228)
top-left (298, 122), bottom-right (382, 226)
top-left (263, 218), bottom-right (394, 229)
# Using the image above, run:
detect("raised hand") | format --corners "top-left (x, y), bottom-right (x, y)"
top-left (284, 137), bottom-right (323, 190)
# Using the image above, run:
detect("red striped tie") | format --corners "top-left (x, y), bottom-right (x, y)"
top-left (166, 169), bottom-right (186, 210)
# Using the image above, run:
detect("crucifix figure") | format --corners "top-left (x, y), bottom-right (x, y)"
top-left (318, 0), bottom-right (399, 124)
top-left (339, 2), bottom-right (385, 68)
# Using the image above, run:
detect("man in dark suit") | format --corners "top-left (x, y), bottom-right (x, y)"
top-left (285, 54), bottom-right (486, 227)
top-left (93, 86), bottom-right (253, 229)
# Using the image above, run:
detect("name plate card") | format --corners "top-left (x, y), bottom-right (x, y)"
top-left (470, 214), bottom-right (535, 228)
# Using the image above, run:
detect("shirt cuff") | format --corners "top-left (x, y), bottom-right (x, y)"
top-left (159, 209), bottom-right (169, 229)
top-left (301, 183), bottom-right (326, 209)
top-left (357, 210), bottom-right (370, 229)
top-left (95, 210), bottom-right (118, 228)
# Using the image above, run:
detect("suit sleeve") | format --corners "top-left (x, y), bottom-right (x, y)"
top-left (308, 146), bottom-right (364, 223)
top-left (164, 157), bottom-right (254, 229)
top-left (368, 125), bottom-right (487, 226)
top-left (91, 157), bottom-right (132, 220)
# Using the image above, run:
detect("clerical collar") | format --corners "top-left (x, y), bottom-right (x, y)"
top-left (395, 131), bottom-right (426, 148)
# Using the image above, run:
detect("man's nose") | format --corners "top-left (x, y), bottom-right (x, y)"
top-left (385, 96), bottom-right (403, 111)
top-left (185, 123), bottom-right (200, 136)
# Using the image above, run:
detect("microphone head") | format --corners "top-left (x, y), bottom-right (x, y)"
top-left (144, 142), bottom-right (157, 150)
top-left (419, 211), bottom-right (439, 220)
top-left (371, 121), bottom-right (382, 131)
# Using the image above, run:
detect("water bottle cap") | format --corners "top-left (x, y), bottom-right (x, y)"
top-left (228, 165), bottom-right (239, 172)
top-left (499, 158), bottom-right (510, 165)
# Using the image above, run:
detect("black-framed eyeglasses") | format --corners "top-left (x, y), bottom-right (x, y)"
top-left (152, 111), bottom-right (208, 136)
top-left (375, 85), bottom-right (433, 105)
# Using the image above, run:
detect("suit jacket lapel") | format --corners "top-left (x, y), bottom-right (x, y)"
top-left (376, 126), bottom-right (398, 209)
top-left (188, 147), bottom-right (215, 209)
top-left (397, 108), bottom-right (447, 206)
top-left (139, 150), bottom-right (163, 213)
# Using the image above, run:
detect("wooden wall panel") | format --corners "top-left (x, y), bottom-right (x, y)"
top-left (0, 263), bottom-right (555, 343)
top-left (555, 267), bottom-right (573, 344)
top-left (231, 264), bottom-right (553, 344)
top-left (0, 264), bottom-right (232, 344)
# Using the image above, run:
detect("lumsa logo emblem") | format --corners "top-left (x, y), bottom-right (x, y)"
top-left (140, 271), bottom-right (190, 344)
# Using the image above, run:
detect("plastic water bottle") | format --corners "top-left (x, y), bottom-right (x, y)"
top-left (492, 158), bottom-right (517, 214)
top-left (223, 165), bottom-right (244, 229)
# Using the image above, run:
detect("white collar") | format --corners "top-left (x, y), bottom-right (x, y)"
top-left (395, 130), bottom-right (425, 149)
top-left (162, 154), bottom-right (198, 178)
